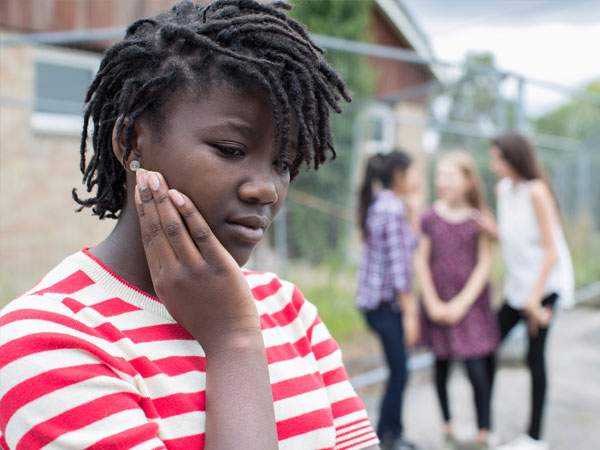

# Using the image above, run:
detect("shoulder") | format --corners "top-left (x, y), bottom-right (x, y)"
top-left (1, 252), bottom-right (134, 359)
top-left (371, 192), bottom-right (405, 217)
top-left (420, 207), bottom-right (436, 232)
top-left (421, 207), bottom-right (436, 222)
top-left (1, 292), bottom-right (74, 322)
top-left (528, 180), bottom-right (557, 223)
top-left (497, 177), bottom-right (512, 195)
top-left (0, 292), bottom-right (96, 367)
top-left (528, 179), bottom-right (551, 201)
top-left (1, 251), bottom-right (94, 331)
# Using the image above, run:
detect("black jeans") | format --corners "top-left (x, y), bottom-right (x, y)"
top-left (489, 293), bottom-right (558, 440)
top-left (363, 303), bottom-right (408, 441)
top-left (435, 356), bottom-right (493, 431)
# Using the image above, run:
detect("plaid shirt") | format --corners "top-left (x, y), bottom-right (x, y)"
top-left (357, 190), bottom-right (416, 311)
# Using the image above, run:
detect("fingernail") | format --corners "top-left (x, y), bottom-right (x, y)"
top-left (136, 168), bottom-right (147, 188)
top-left (149, 173), bottom-right (160, 191)
top-left (168, 189), bottom-right (185, 207)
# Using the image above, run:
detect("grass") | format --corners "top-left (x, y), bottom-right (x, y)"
top-left (287, 263), bottom-right (368, 342)
top-left (564, 217), bottom-right (600, 288)
top-left (2, 219), bottom-right (598, 344)
top-left (289, 219), bottom-right (600, 345)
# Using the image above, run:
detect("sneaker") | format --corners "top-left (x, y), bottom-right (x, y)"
top-left (391, 439), bottom-right (419, 450)
top-left (497, 434), bottom-right (548, 450)
top-left (380, 435), bottom-right (419, 450)
top-left (463, 439), bottom-right (493, 450)
top-left (442, 432), bottom-right (460, 450)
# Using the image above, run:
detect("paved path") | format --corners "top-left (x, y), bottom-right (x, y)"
top-left (349, 306), bottom-right (600, 449)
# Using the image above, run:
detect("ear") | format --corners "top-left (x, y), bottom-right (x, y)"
top-left (111, 116), bottom-right (144, 172)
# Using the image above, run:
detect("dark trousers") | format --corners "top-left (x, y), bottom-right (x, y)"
top-left (435, 356), bottom-right (493, 430)
top-left (364, 303), bottom-right (408, 440)
top-left (489, 293), bottom-right (557, 440)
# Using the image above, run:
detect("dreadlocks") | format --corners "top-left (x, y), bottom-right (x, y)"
top-left (72, 0), bottom-right (350, 219)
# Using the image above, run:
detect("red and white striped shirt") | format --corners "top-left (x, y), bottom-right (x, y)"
top-left (0, 249), bottom-right (378, 450)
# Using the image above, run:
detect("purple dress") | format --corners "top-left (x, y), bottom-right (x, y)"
top-left (419, 208), bottom-right (499, 359)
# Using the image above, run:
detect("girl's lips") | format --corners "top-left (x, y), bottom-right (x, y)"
top-left (225, 222), bottom-right (265, 244)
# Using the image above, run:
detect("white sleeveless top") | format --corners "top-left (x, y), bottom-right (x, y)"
top-left (497, 178), bottom-right (575, 309)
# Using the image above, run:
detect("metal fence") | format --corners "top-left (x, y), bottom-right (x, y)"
top-left (1, 27), bottom-right (599, 279)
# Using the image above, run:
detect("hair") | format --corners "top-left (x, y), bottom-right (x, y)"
top-left (492, 131), bottom-right (559, 208)
top-left (72, 0), bottom-right (350, 219)
top-left (358, 149), bottom-right (412, 239)
top-left (491, 132), bottom-right (546, 181)
top-left (438, 151), bottom-right (487, 210)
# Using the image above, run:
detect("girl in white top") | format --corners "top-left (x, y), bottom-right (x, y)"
top-left (479, 132), bottom-right (574, 450)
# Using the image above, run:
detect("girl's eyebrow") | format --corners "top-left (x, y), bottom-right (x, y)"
top-left (202, 119), bottom-right (257, 139)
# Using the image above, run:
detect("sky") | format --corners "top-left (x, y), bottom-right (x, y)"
top-left (402, 0), bottom-right (600, 116)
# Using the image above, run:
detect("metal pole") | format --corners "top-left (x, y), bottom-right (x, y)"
top-left (3, 28), bottom-right (599, 106)
top-left (515, 76), bottom-right (526, 132)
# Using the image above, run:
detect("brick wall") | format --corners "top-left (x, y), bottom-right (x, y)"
top-left (0, 0), bottom-right (176, 31)
top-left (368, 7), bottom-right (431, 103)
top-left (0, 1), bottom-right (435, 301)
top-left (0, 39), bottom-right (114, 301)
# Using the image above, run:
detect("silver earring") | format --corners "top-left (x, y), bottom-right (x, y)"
top-left (129, 160), bottom-right (141, 171)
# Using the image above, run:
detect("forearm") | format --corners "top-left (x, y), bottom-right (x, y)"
top-left (528, 250), bottom-right (558, 307)
top-left (527, 181), bottom-right (559, 308)
top-left (453, 236), bottom-right (492, 308)
top-left (204, 333), bottom-right (277, 450)
top-left (415, 257), bottom-right (440, 312)
top-left (454, 260), bottom-right (491, 308)
top-left (397, 292), bottom-right (416, 315)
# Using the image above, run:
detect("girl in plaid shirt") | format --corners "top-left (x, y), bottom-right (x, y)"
top-left (357, 150), bottom-right (421, 450)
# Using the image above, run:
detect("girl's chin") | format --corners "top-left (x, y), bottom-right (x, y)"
top-left (227, 244), bottom-right (257, 268)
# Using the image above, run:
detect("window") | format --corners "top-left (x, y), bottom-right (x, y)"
top-left (361, 103), bottom-right (395, 155)
top-left (31, 47), bottom-right (100, 135)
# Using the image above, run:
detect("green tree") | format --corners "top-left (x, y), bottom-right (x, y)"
top-left (429, 52), bottom-right (509, 208)
top-left (535, 80), bottom-right (600, 226)
top-left (535, 80), bottom-right (600, 141)
top-left (436, 52), bottom-right (508, 148)
top-left (285, 0), bottom-right (375, 262)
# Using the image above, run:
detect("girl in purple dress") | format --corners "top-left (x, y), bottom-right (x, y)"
top-left (415, 152), bottom-right (499, 450)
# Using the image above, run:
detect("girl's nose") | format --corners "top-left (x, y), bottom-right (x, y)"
top-left (238, 175), bottom-right (278, 205)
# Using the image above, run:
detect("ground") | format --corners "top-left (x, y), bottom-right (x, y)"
top-left (346, 306), bottom-right (600, 450)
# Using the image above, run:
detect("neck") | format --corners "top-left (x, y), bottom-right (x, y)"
top-left (443, 197), bottom-right (468, 209)
top-left (391, 185), bottom-right (405, 199)
top-left (88, 189), bottom-right (156, 297)
top-left (509, 173), bottom-right (523, 184)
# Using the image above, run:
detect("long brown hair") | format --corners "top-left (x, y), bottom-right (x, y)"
top-left (439, 151), bottom-right (487, 210)
top-left (492, 132), bottom-right (559, 207)
top-left (492, 132), bottom-right (545, 180)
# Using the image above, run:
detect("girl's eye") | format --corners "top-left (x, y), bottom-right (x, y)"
top-left (215, 144), bottom-right (245, 158)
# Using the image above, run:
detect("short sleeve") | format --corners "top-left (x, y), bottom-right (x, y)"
top-left (0, 296), bottom-right (167, 450)
top-left (420, 209), bottom-right (433, 236)
top-left (305, 308), bottom-right (379, 449)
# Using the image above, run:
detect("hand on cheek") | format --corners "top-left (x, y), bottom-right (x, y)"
top-left (134, 169), bottom-right (261, 354)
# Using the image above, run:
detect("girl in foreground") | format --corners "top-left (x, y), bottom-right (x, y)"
top-left (486, 133), bottom-right (574, 450)
top-left (356, 151), bottom-right (421, 450)
top-left (0, 1), bottom-right (380, 449)
top-left (416, 152), bottom-right (498, 450)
